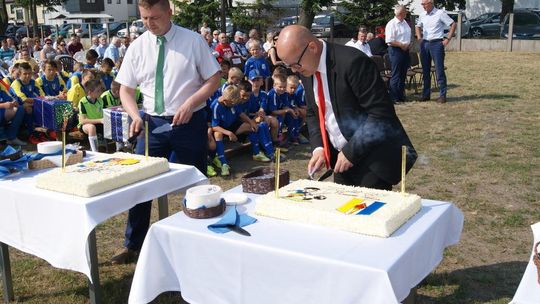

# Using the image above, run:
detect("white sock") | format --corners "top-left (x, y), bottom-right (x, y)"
top-left (88, 136), bottom-right (98, 152)
top-left (115, 142), bottom-right (124, 152)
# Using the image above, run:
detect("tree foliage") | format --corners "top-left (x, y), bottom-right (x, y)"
top-left (230, 0), bottom-right (275, 33)
top-left (171, 0), bottom-right (221, 31)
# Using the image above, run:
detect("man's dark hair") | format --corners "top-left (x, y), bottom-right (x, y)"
top-left (139, 0), bottom-right (169, 9)
top-left (85, 79), bottom-right (104, 93)
top-left (238, 80), bottom-right (252, 93)
top-left (86, 49), bottom-right (99, 60)
top-left (101, 58), bottom-right (114, 69)
top-left (19, 62), bottom-right (32, 71)
top-left (44, 59), bottom-right (58, 70)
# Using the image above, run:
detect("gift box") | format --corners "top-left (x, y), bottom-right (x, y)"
top-left (103, 107), bottom-right (145, 142)
top-left (33, 98), bottom-right (74, 131)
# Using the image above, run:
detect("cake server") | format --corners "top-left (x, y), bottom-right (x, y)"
top-left (317, 169), bottom-right (334, 182)
top-left (226, 224), bottom-right (251, 236)
top-left (152, 123), bottom-right (175, 134)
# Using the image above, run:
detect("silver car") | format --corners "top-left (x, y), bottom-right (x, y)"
top-left (446, 11), bottom-right (471, 37)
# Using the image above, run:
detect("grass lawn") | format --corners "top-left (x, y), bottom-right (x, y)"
top-left (1, 51), bottom-right (539, 303)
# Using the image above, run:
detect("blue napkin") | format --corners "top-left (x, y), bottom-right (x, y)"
top-left (208, 206), bottom-right (257, 234)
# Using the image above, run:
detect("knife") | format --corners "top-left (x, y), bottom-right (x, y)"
top-left (152, 123), bottom-right (175, 134)
top-left (226, 224), bottom-right (251, 236)
top-left (317, 169), bottom-right (334, 182)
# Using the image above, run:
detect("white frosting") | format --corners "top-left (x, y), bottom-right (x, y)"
top-left (35, 152), bottom-right (170, 197)
top-left (37, 141), bottom-right (62, 154)
top-left (255, 180), bottom-right (422, 238)
top-left (185, 185), bottom-right (222, 209)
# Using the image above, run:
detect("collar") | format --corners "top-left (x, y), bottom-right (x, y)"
top-left (316, 39), bottom-right (327, 75)
top-left (149, 22), bottom-right (176, 43)
top-left (394, 16), bottom-right (406, 24)
top-left (427, 7), bottom-right (438, 16)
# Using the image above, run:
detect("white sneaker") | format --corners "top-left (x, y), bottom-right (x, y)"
top-left (7, 138), bottom-right (27, 146)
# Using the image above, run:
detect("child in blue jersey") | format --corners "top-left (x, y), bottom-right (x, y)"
top-left (10, 62), bottom-right (45, 144)
top-left (286, 75), bottom-right (309, 145)
top-left (84, 49), bottom-right (99, 69)
top-left (36, 60), bottom-right (67, 99)
top-left (78, 79), bottom-right (105, 152)
top-left (243, 40), bottom-right (270, 84)
top-left (210, 85), bottom-right (270, 176)
top-left (0, 89), bottom-right (26, 146)
top-left (206, 67), bottom-right (243, 122)
top-left (100, 58), bottom-right (115, 91)
top-left (266, 74), bottom-right (299, 147)
top-left (2, 63), bottom-right (20, 86)
top-left (67, 62), bottom-right (84, 90)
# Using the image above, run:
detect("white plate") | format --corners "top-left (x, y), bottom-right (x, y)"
top-left (222, 193), bottom-right (249, 205)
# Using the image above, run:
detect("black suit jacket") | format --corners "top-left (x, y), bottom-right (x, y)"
top-left (301, 42), bottom-right (416, 185)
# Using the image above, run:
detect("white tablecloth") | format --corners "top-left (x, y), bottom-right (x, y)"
top-left (129, 186), bottom-right (464, 304)
top-left (0, 153), bottom-right (207, 281)
top-left (511, 222), bottom-right (540, 304)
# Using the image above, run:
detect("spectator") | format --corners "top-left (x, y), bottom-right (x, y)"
top-left (84, 49), bottom-right (99, 69)
top-left (385, 5), bottom-right (411, 103)
top-left (230, 31), bottom-right (249, 59)
top-left (263, 32), bottom-right (274, 53)
top-left (211, 30), bottom-right (220, 49)
top-left (6, 37), bottom-right (17, 52)
top-left (246, 28), bottom-right (261, 50)
top-left (14, 49), bottom-right (39, 74)
top-left (415, 0), bottom-right (455, 103)
top-left (67, 34), bottom-right (84, 56)
top-left (344, 34), bottom-right (358, 47)
top-left (103, 36), bottom-right (121, 64)
top-left (0, 39), bottom-right (16, 65)
top-left (40, 38), bottom-right (57, 62)
top-left (243, 40), bottom-right (270, 82)
top-left (95, 36), bottom-right (108, 58)
top-left (33, 38), bottom-right (42, 52)
top-left (89, 36), bottom-right (100, 50)
top-left (367, 32), bottom-right (388, 56)
top-left (353, 28), bottom-right (373, 57)
top-left (56, 40), bottom-right (69, 56)
top-left (200, 22), bottom-right (211, 35)
top-left (119, 37), bottom-right (130, 58)
top-left (214, 32), bottom-right (234, 62)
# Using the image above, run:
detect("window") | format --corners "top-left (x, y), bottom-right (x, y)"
top-left (9, 4), bottom-right (14, 14)
top-left (117, 0), bottom-right (121, 3)
top-left (107, 0), bottom-right (111, 3)
top-left (127, 0), bottom-right (132, 3)
top-left (87, 0), bottom-right (95, 3)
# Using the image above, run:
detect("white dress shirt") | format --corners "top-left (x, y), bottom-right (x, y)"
top-left (116, 23), bottom-right (220, 116)
top-left (385, 17), bottom-right (411, 45)
top-left (313, 40), bottom-right (348, 152)
top-left (353, 41), bottom-right (373, 57)
top-left (416, 7), bottom-right (454, 40)
top-left (344, 39), bottom-right (357, 48)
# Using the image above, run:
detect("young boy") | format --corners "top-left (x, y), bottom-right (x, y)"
top-left (206, 67), bottom-right (244, 122)
top-left (67, 62), bottom-right (84, 90)
top-left (67, 69), bottom-right (95, 110)
top-left (286, 75), bottom-right (308, 145)
top-left (210, 85), bottom-right (269, 176)
top-left (84, 49), bottom-right (99, 69)
top-left (100, 58), bottom-right (115, 90)
top-left (3, 63), bottom-right (20, 86)
top-left (35, 59), bottom-right (67, 99)
top-left (10, 62), bottom-right (45, 144)
top-left (243, 40), bottom-right (271, 84)
top-left (0, 88), bottom-right (26, 145)
top-left (101, 80), bottom-right (121, 108)
top-left (219, 59), bottom-right (231, 86)
top-left (78, 79), bottom-right (105, 152)
top-left (265, 73), bottom-right (298, 148)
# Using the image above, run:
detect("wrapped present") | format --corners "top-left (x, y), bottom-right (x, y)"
top-left (103, 107), bottom-right (144, 142)
top-left (32, 98), bottom-right (73, 131)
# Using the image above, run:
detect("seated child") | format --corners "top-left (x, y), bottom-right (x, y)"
top-left (247, 69), bottom-right (280, 145)
top-left (219, 59), bottom-right (231, 86)
top-left (286, 75), bottom-right (308, 144)
top-left (67, 62), bottom-right (84, 90)
top-left (100, 58), bottom-right (115, 90)
top-left (206, 67), bottom-right (244, 122)
top-left (265, 73), bottom-right (299, 148)
top-left (84, 49), bottom-right (99, 69)
top-left (101, 80), bottom-right (121, 108)
top-left (3, 63), bottom-right (20, 87)
top-left (78, 79), bottom-right (105, 152)
top-left (243, 40), bottom-right (270, 85)
top-left (67, 69), bottom-right (95, 110)
top-left (210, 85), bottom-right (270, 176)
top-left (35, 59), bottom-right (67, 99)
top-left (0, 88), bottom-right (25, 145)
top-left (10, 62), bottom-right (45, 144)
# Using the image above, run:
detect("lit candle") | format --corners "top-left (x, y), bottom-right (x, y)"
top-left (401, 145), bottom-right (406, 194)
top-left (145, 120), bottom-right (149, 160)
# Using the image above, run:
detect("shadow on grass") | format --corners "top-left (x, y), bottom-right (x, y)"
top-left (417, 261), bottom-right (527, 303)
top-left (448, 93), bottom-right (520, 103)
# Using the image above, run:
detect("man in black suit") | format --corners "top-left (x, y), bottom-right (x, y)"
top-left (276, 25), bottom-right (416, 190)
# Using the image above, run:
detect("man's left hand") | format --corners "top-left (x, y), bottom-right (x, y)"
top-left (334, 151), bottom-right (353, 173)
top-left (442, 38), bottom-right (450, 47)
top-left (173, 102), bottom-right (194, 125)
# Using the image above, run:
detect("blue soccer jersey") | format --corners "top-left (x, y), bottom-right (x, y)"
top-left (39, 75), bottom-right (65, 97)
top-left (244, 57), bottom-right (271, 79)
top-left (291, 83), bottom-right (306, 107)
top-left (266, 88), bottom-right (290, 113)
top-left (211, 99), bottom-right (240, 129)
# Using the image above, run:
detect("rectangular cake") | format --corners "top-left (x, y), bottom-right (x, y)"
top-left (35, 152), bottom-right (170, 197)
top-left (254, 180), bottom-right (422, 237)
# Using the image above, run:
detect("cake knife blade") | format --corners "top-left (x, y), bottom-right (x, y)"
top-left (152, 123), bottom-right (175, 134)
top-left (317, 169), bottom-right (334, 182)
top-left (226, 224), bottom-right (251, 236)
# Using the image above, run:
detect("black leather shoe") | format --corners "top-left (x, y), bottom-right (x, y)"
top-left (418, 96), bottom-right (430, 102)
top-left (110, 248), bottom-right (139, 265)
top-left (436, 96), bottom-right (447, 103)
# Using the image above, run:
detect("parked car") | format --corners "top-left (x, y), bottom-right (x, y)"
top-left (470, 12), bottom-right (500, 23)
top-left (71, 23), bottom-right (103, 38)
top-left (446, 12), bottom-right (471, 37)
top-left (49, 23), bottom-right (77, 39)
top-left (501, 9), bottom-right (540, 39)
top-left (275, 16), bottom-right (298, 29)
top-left (4, 25), bottom-right (20, 38)
top-left (94, 22), bottom-right (128, 37)
top-left (117, 19), bottom-right (146, 38)
top-left (470, 13), bottom-right (501, 38)
top-left (311, 13), bottom-right (355, 38)
top-left (15, 25), bottom-right (52, 40)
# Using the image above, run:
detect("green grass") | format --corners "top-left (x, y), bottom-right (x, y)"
top-left (1, 51), bottom-right (539, 303)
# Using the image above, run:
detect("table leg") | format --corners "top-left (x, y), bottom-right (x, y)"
top-left (402, 286), bottom-right (417, 304)
top-left (158, 195), bottom-right (169, 220)
top-left (0, 242), bottom-right (14, 303)
top-left (87, 230), bottom-right (102, 304)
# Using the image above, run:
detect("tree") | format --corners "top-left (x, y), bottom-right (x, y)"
top-left (12, 0), bottom-right (65, 37)
top-left (230, 0), bottom-right (275, 33)
top-left (0, 0), bottom-right (8, 35)
top-left (171, 0), bottom-right (221, 32)
top-left (297, 0), bottom-right (332, 29)
top-left (500, 0), bottom-right (515, 23)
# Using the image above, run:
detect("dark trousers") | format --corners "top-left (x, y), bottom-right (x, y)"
top-left (124, 109), bottom-right (208, 251)
top-left (0, 106), bottom-right (24, 140)
top-left (329, 146), bottom-right (392, 191)
top-left (388, 46), bottom-right (410, 102)
top-left (420, 40), bottom-right (447, 98)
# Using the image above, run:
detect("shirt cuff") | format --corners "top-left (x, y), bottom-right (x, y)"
top-left (312, 147), bottom-right (323, 155)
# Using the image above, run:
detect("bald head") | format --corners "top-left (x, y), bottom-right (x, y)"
top-left (276, 25), bottom-right (323, 76)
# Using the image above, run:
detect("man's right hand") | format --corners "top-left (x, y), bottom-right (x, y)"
top-left (130, 116), bottom-right (143, 137)
top-left (308, 148), bottom-right (327, 177)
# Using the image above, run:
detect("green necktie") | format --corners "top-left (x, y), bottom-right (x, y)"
top-left (154, 35), bottom-right (166, 114)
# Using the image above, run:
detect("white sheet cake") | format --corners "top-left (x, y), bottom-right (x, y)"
top-left (35, 152), bottom-right (170, 197)
top-left (255, 180), bottom-right (422, 237)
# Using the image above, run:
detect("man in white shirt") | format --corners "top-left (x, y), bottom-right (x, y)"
top-left (385, 5), bottom-right (411, 103)
top-left (354, 29), bottom-right (372, 57)
top-left (415, 0), bottom-right (455, 103)
top-left (112, 0), bottom-right (221, 264)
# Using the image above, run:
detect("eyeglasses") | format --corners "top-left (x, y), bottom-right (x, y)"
top-left (46, 42), bottom-right (52, 45)
top-left (284, 43), bottom-right (309, 70)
